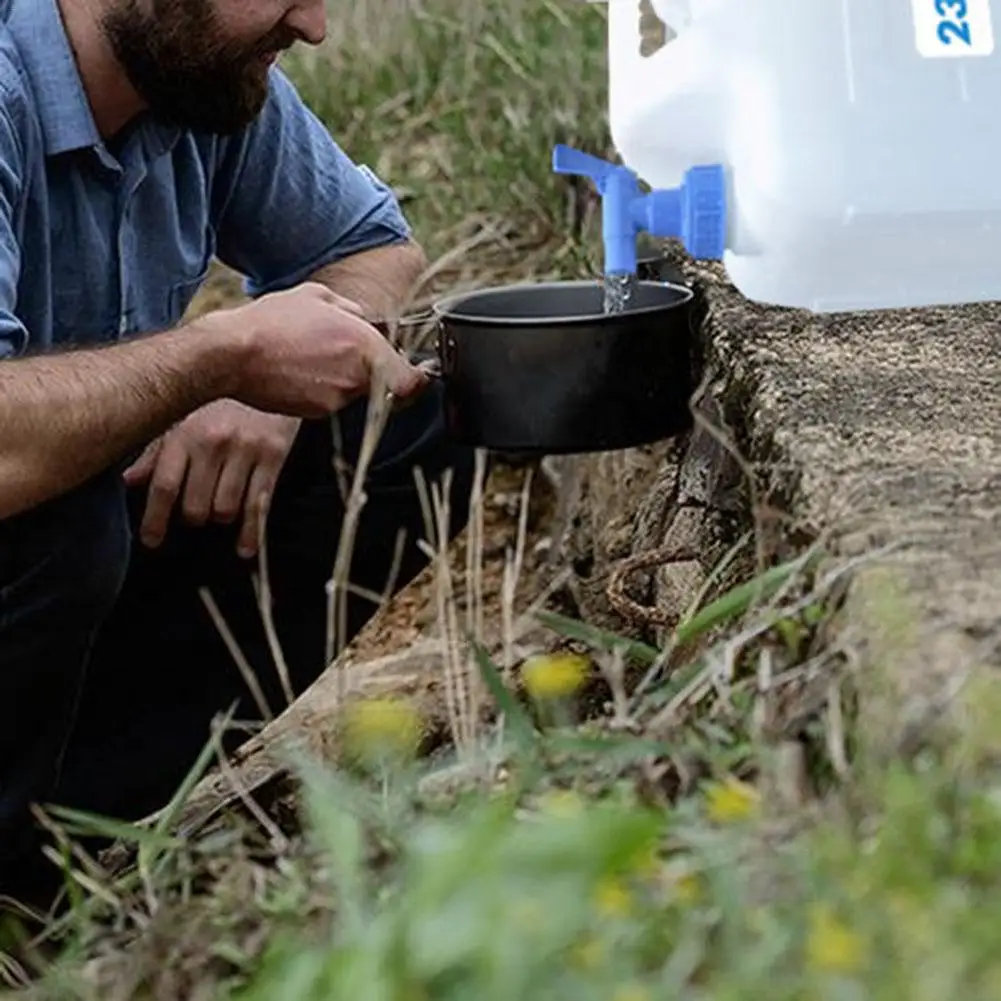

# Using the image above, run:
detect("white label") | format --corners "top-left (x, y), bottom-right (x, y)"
top-left (912, 0), bottom-right (995, 57)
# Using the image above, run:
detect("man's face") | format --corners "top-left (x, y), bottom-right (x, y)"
top-left (101, 0), bottom-right (324, 135)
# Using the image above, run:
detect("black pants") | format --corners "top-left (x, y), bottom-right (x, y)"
top-left (0, 383), bottom-right (474, 900)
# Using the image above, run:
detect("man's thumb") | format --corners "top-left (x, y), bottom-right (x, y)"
top-left (383, 349), bottom-right (431, 401)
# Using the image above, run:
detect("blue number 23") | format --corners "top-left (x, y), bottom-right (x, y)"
top-left (936, 0), bottom-right (973, 45)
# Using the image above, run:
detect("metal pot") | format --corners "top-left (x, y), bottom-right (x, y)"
top-left (430, 279), bottom-right (697, 455)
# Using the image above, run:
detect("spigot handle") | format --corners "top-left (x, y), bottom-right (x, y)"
top-left (552, 143), bottom-right (642, 276)
top-left (552, 146), bottom-right (728, 268)
top-left (552, 144), bottom-right (631, 191)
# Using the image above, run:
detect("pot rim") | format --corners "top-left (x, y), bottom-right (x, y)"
top-left (432, 279), bottom-right (694, 327)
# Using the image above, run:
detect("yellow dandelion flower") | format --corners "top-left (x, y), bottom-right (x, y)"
top-left (341, 697), bottom-right (422, 763)
top-left (806, 904), bottom-right (866, 975)
top-left (704, 776), bottom-right (760, 824)
top-left (592, 875), bottom-right (632, 918)
top-left (612, 984), bottom-right (651, 1001)
top-left (658, 858), bottom-right (702, 905)
top-left (521, 652), bottom-right (589, 700)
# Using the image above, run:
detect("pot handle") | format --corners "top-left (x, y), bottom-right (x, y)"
top-left (436, 318), bottom-right (457, 376)
top-left (415, 356), bottom-right (442, 380)
top-left (371, 312), bottom-right (446, 379)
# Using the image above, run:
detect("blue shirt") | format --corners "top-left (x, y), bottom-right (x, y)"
top-left (0, 0), bottom-right (412, 359)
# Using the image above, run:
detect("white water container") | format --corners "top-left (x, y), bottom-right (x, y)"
top-left (606, 0), bottom-right (1001, 313)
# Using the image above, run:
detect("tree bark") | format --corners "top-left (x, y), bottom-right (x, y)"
top-left (554, 243), bottom-right (750, 647)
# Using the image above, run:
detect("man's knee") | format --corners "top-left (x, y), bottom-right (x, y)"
top-left (58, 470), bottom-right (131, 619)
top-left (285, 376), bottom-right (478, 502)
top-left (0, 467), bottom-right (130, 654)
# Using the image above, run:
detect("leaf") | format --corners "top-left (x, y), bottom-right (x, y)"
top-left (42, 805), bottom-right (179, 850)
top-left (673, 552), bottom-right (824, 647)
top-left (470, 641), bottom-right (537, 751)
top-left (295, 756), bottom-right (369, 938)
top-left (538, 554), bottom-right (823, 670)
top-left (153, 725), bottom-right (222, 838)
top-left (533, 611), bottom-right (661, 665)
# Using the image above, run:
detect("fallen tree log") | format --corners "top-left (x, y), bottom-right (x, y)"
top-left (563, 239), bottom-right (1001, 761)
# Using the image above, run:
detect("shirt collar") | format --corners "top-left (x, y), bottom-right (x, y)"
top-left (6, 0), bottom-right (180, 159)
top-left (7, 0), bottom-right (101, 156)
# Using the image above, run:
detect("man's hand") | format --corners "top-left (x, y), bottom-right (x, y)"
top-left (123, 400), bottom-right (301, 558)
top-left (225, 282), bottom-right (430, 417)
top-left (0, 281), bottom-right (433, 522)
top-left (120, 283), bottom-right (432, 556)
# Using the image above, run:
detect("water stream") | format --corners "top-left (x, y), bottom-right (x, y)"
top-left (603, 271), bottom-right (638, 315)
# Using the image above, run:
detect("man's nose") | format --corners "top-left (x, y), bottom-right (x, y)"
top-left (285, 0), bottom-right (326, 45)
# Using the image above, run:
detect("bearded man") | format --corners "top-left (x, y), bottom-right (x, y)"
top-left (0, 0), bottom-right (474, 903)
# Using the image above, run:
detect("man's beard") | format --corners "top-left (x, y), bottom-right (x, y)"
top-left (101, 0), bottom-right (293, 135)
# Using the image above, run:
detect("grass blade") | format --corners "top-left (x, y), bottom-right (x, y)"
top-left (41, 806), bottom-right (178, 851)
top-left (470, 641), bottom-right (537, 750)
top-left (544, 731), bottom-right (675, 764)
top-left (537, 552), bottom-right (822, 663)
top-left (534, 611), bottom-right (661, 665)
top-left (673, 552), bottom-right (822, 647)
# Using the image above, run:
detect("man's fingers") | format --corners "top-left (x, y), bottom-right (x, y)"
top-left (237, 465), bottom-right (277, 560)
top-left (140, 441), bottom-right (190, 548)
top-left (378, 344), bottom-right (432, 401)
top-left (123, 439), bottom-right (162, 486)
top-left (212, 450), bottom-right (256, 525)
top-left (334, 294), bottom-right (366, 317)
top-left (179, 448), bottom-right (229, 527)
top-left (415, 358), bottom-right (442, 379)
top-left (313, 284), bottom-right (365, 317)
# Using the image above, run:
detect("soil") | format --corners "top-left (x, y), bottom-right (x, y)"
top-left (188, 261), bottom-right (247, 316)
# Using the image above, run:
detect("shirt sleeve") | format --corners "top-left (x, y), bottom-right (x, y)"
top-left (0, 102), bottom-right (27, 359)
top-left (210, 67), bottom-right (413, 299)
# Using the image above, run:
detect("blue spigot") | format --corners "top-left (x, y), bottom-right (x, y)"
top-left (552, 144), bottom-right (727, 276)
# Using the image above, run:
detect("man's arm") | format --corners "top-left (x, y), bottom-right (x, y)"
top-left (0, 322), bottom-right (238, 519)
top-left (210, 67), bottom-right (420, 313)
top-left (0, 286), bottom-right (430, 522)
top-left (307, 239), bottom-right (429, 324)
top-left (115, 71), bottom-right (430, 552)
top-left (0, 98), bottom-right (241, 519)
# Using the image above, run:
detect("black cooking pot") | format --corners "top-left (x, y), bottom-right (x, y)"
top-left (430, 279), bottom-right (697, 455)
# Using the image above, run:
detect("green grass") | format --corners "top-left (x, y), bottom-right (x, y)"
top-left (200, 752), bottom-right (1001, 1001)
top-left (14, 528), bottom-right (1001, 1000)
top-left (18, 600), bottom-right (1001, 1000)
top-left (4, 1), bottom-right (999, 997)
top-left (288, 0), bottom-right (612, 289)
